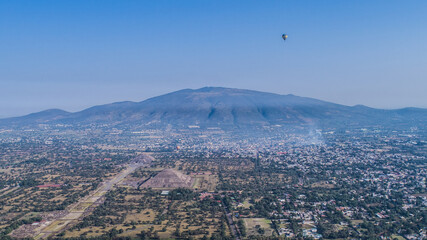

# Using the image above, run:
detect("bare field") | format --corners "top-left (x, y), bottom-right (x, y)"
top-left (124, 209), bottom-right (156, 223)
top-left (191, 175), bottom-right (218, 192)
top-left (244, 218), bottom-right (274, 236)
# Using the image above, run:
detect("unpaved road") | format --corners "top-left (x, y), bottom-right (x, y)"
top-left (222, 199), bottom-right (241, 240)
top-left (33, 154), bottom-right (152, 239)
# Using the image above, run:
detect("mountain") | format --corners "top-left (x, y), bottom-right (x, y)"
top-left (1, 87), bottom-right (426, 129)
top-left (0, 109), bottom-right (71, 126)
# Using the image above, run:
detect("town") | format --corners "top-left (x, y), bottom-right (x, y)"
top-left (0, 123), bottom-right (425, 239)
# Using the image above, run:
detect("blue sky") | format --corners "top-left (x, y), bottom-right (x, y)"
top-left (1, 0), bottom-right (426, 117)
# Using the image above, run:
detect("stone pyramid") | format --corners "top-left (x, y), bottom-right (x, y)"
top-left (141, 169), bottom-right (193, 189)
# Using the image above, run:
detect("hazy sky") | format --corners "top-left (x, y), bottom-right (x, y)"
top-left (1, 0), bottom-right (426, 117)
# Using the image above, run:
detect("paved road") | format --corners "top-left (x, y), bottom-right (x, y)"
top-left (34, 154), bottom-right (152, 239)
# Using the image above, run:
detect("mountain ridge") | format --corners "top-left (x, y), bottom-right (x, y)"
top-left (1, 87), bottom-right (426, 128)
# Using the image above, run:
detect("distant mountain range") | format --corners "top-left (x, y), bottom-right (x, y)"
top-left (1, 87), bottom-right (426, 129)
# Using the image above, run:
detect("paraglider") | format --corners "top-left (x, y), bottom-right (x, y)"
top-left (282, 34), bottom-right (288, 41)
